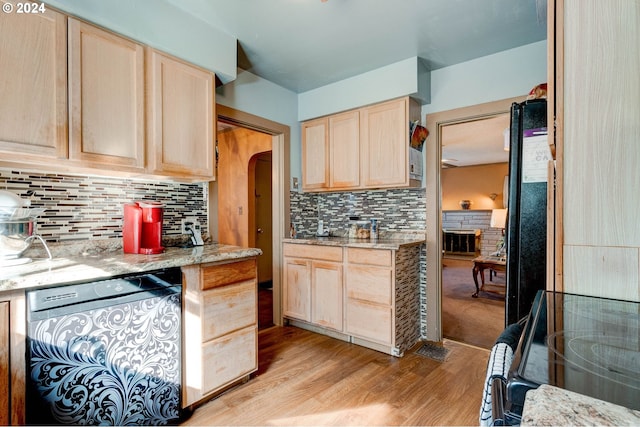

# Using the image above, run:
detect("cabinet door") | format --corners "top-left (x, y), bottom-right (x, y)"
top-left (68, 19), bottom-right (144, 170)
top-left (283, 258), bottom-right (312, 321)
top-left (0, 301), bottom-right (8, 426)
top-left (0, 2), bottom-right (67, 160)
top-left (311, 261), bottom-right (343, 331)
top-left (360, 98), bottom-right (409, 188)
top-left (345, 299), bottom-right (393, 345)
top-left (302, 117), bottom-right (329, 191)
top-left (329, 110), bottom-right (360, 189)
top-left (147, 49), bottom-right (215, 179)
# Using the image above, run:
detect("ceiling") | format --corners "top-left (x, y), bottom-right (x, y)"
top-left (169, 0), bottom-right (546, 166)
top-left (441, 113), bottom-right (511, 167)
top-left (166, 0), bottom-right (547, 93)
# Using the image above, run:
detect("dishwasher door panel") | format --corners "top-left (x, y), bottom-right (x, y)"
top-left (27, 289), bottom-right (181, 425)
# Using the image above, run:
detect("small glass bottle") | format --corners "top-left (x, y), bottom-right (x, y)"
top-left (348, 216), bottom-right (359, 238)
top-left (370, 219), bottom-right (378, 239)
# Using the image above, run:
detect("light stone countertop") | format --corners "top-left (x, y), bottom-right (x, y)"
top-left (521, 385), bottom-right (640, 426)
top-left (282, 232), bottom-right (425, 250)
top-left (0, 240), bottom-right (261, 294)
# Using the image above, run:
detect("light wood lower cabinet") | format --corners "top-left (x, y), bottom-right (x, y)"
top-left (182, 258), bottom-right (258, 408)
top-left (283, 243), bottom-right (343, 332)
top-left (311, 261), bottom-right (343, 331)
top-left (0, 301), bottom-right (9, 426)
top-left (345, 248), bottom-right (394, 346)
top-left (0, 291), bottom-right (26, 425)
top-left (283, 242), bottom-right (422, 357)
top-left (283, 257), bottom-right (312, 322)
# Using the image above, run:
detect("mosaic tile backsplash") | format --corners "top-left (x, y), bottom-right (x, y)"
top-left (0, 169), bottom-right (208, 243)
top-left (290, 187), bottom-right (427, 236)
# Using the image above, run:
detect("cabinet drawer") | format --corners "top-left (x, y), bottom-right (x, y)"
top-left (346, 265), bottom-right (393, 304)
top-left (201, 259), bottom-right (256, 290)
top-left (345, 300), bottom-right (392, 345)
top-left (283, 243), bottom-right (343, 262)
top-left (202, 325), bottom-right (257, 395)
top-left (347, 247), bottom-right (392, 266)
top-left (202, 280), bottom-right (256, 341)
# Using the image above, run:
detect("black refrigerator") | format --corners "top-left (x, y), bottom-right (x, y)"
top-left (505, 99), bottom-right (550, 325)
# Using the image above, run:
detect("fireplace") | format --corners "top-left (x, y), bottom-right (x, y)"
top-left (442, 229), bottom-right (481, 257)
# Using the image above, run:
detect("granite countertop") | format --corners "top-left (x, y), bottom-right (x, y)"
top-left (521, 385), bottom-right (640, 426)
top-left (0, 240), bottom-right (262, 294)
top-left (283, 232), bottom-right (425, 250)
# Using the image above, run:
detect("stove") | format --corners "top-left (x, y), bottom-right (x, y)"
top-left (501, 291), bottom-right (639, 424)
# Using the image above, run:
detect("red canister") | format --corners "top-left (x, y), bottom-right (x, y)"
top-left (122, 202), bottom-right (142, 254)
top-left (122, 201), bottom-right (164, 254)
top-left (138, 201), bottom-right (164, 254)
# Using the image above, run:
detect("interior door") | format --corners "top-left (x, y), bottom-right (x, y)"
top-left (255, 153), bottom-right (273, 284)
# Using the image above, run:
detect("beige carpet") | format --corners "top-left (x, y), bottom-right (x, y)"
top-left (442, 258), bottom-right (505, 349)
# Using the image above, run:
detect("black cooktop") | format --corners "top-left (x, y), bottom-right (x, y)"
top-left (511, 291), bottom-right (640, 411)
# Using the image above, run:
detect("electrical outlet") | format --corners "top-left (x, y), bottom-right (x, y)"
top-left (181, 217), bottom-right (200, 234)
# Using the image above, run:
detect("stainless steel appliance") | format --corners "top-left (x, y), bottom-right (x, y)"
top-left (494, 290), bottom-right (640, 425)
top-left (26, 268), bottom-right (182, 425)
top-left (0, 190), bottom-right (50, 265)
top-left (505, 99), bottom-right (550, 324)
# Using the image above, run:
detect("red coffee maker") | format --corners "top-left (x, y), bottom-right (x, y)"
top-left (123, 201), bottom-right (165, 254)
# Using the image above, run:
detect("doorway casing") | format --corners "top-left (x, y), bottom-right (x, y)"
top-left (424, 95), bottom-right (525, 342)
top-left (214, 104), bottom-right (290, 327)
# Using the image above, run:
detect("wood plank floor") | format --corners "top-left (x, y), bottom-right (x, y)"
top-left (183, 326), bottom-right (490, 426)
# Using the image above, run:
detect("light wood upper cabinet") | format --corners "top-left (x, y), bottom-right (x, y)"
top-left (301, 97), bottom-right (421, 192)
top-left (329, 110), bottom-right (360, 189)
top-left (361, 98), bottom-right (411, 188)
top-left (301, 118), bottom-right (329, 190)
top-left (0, 2), bottom-right (67, 161)
top-left (147, 49), bottom-right (216, 180)
top-left (68, 18), bottom-right (145, 170)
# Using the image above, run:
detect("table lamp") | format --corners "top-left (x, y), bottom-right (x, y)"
top-left (490, 208), bottom-right (507, 258)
